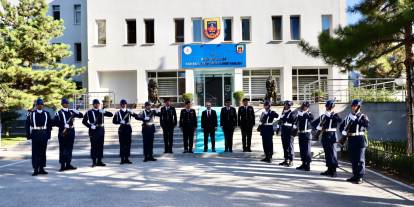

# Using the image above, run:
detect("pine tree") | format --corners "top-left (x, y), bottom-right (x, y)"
top-left (299, 0), bottom-right (414, 154)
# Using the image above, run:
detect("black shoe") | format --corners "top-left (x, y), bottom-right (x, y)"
top-left (59, 164), bottom-right (66, 172)
top-left (125, 159), bottom-right (133, 164)
top-left (330, 171), bottom-right (338, 177)
top-left (265, 158), bottom-right (272, 163)
top-left (296, 164), bottom-right (305, 170)
top-left (279, 161), bottom-right (288, 166)
top-left (203, 149), bottom-right (207, 152)
top-left (32, 169), bottom-right (39, 176)
top-left (261, 157), bottom-right (269, 162)
top-left (96, 162), bottom-right (106, 167)
top-left (183, 150), bottom-right (189, 153)
top-left (65, 164), bottom-right (77, 171)
top-left (120, 160), bottom-right (125, 165)
top-left (320, 170), bottom-right (331, 176)
top-left (304, 164), bottom-right (310, 171)
top-left (224, 149), bottom-right (228, 152)
top-left (188, 150), bottom-right (194, 153)
top-left (212, 149), bottom-right (216, 152)
top-left (356, 178), bottom-right (363, 184)
top-left (229, 150), bottom-right (233, 153)
top-left (143, 158), bottom-right (148, 162)
top-left (347, 177), bottom-right (357, 182)
top-left (247, 148), bottom-right (252, 152)
top-left (149, 157), bottom-right (157, 161)
top-left (39, 168), bottom-right (48, 175)
top-left (286, 161), bottom-right (293, 167)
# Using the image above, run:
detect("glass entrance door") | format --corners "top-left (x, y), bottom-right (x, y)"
top-left (195, 72), bottom-right (233, 107)
top-left (205, 77), bottom-right (223, 107)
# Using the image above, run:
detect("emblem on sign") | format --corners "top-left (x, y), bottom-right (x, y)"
top-left (204, 17), bottom-right (221, 39)
top-left (236, 44), bottom-right (245, 54)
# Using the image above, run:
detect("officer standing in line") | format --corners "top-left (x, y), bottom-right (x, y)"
top-left (25, 98), bottom-right (53, 176)
top-left (159, 98), bottom-right (177, 153)
top-left (278, 100), bottom-right (296, 167)
top-left (180, 101), bottom-right (197, 153)
top-left (112, 99), bottom-right (138, 164)
top-left (238, 98), bottom-right (255, 152)
top-left (53, 98), bottom-right (83, 172)
top-left (220, 99), bottom-right (237, 153)
top-left (258, 101), bottom-right (279, 163)
top-left (339, 99), bottom-right (369, 184)
top-left (82, 99), bottom-right (113, 167)
top-left (136, 102), bottom-right (160, 162)
top-left (201, 102), bottom-right (217, 152)
top-left (313, 99), bottom-right (342, 177)
top-left (294, 101), bottom-right (314, 171)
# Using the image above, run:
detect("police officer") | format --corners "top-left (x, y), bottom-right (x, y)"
top-left (313, 100), bottom-right (342, 177)
top-left (220, 99), bottom-right (237, 152)
top-left (294, 101), bottom-right (314, 171)
top-left (339, 99), bottom-right (369, 184)
top-left (112, 99), bottom-right (138, 164)
top-left (25, 98), bottom-right (53, 176)
top-left (278, 100), bottom-right (296, 167)
top-left (180, 101), bottom-right (197, 153)
top-left (238, 98), bottom-right (255, 152)
top-left (201, 102), bottom-right (217, 152)
top-left (136, 102), bottom-right (160, 162)
top-left (82, 99), bottom-right (113, 167)
top-left (258, 101), bottom-right (279, 163)
top-left (53, 98), bottom-right (83, 172)
top-left (160, 98), bottom-right (177, 153)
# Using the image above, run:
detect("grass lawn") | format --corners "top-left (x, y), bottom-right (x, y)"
top-left (1, 135), bottom-right (27, 147)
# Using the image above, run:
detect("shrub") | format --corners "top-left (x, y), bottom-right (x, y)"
top-left (350, 87), bottom-right (400, 102)
top-left (233, 91), bottom-right (245, 106)
top-left (182, 93), bottom-right (193, 102)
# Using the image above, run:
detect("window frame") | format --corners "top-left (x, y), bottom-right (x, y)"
top-left (223, 17), bottom-right (233, 42)
top-left (74, 4), bottom-right (81, 25)
top-left (290, 15), bottom-right (301, 41)
top-left (125, 19), bottom-right (137, 45)
top-left (192, 18), bottom-right (203, 43)
top-left (321, 14), bottom-right (333, 35)
top-left (74, 42), bottom-right (82, 62)
top-left (144, 19), bottom-right (155, 44)
top-left (95, 19), bottom-right (107, 45)
top-left (241, 17), bottom-right (252, 42)
top-left (271, 16), bottom-right (283, 41)
top-left (174, 18), bottom-right (185, 43)
top-left (52, 5), bottom-right (60, 20)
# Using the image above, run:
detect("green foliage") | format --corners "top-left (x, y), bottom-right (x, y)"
top-left (232, 91), bottom-right (245, 101)
top-left (182, 93), bottom-right (193, 102)
top-left (350, 87), bottom-right (400, 102)
top-left (0, 110), bottom-right (19, 135)
top-left (0, 0), bottom-right (85, 111)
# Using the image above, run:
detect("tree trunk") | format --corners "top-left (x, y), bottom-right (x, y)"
top-left (404, 24), bottom-right (414, 155)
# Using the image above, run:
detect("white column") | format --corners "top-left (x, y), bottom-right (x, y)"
top-left (185, 69), bottom-right (195, 95)
top-left (234, 68), bottom-right (243, 92)
top-left (280, 66), bottom-right (293, 101)
top-left (137, 69), bottom-right (148, 104)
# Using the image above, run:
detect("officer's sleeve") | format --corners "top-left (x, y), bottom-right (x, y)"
top-left (359, 114), bottom-right (369, 128)
top-left (135, 111), bottom-right (144, 121)
top-left (339, 119), bottom-right (346, 132)
top-left (251, 107), bottom-right (256, 125)
top-left (233, 108), bottom-right (237, 126)
top-left (112, 112), bottom-right (119, 125)
top-left (76, 111), bottom-right (84, 118)
top-left (308, 112), bottom-right (314, 121)
top-left (104, 111), bottom-right (113, 117)
top-left (82, 112), bottom-right (91, 128)
top-left (46, 112), bottom-right (53, 132)
top-left (179, 110), bottom-right (184, 127)
top-left (154, 110), bottom-right (161, 117)
top-left (311, 117), bottom-right (321, 130)
top-left (25, 113), bottom-right (31, 140)
top-left (274, 111), bottom-right (279, 119)
top-left (237, 108), bottom-right (241, 126)
top-left (193, 110), bottom-right (198, 128)
top-left (334, 113), bottom-right (342, 123)
top-left (173, 108), bottom-right (177, 126)
top-left (219, 109), bottom-right (224, 127)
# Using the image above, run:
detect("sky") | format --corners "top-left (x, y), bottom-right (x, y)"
top-left (347, 0), bottom-right (363, 25)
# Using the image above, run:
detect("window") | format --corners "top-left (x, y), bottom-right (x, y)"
top-left (322, 15), bottom-right (332, 34)
top-left (147, 71), bottom-right (186, 102)
top-left (96, 20), bottom-right (106, 45)
top-left (223, 18), bottom-right (232, 41)
top-left (144, 19), bottom-right (155, 44)
top-left (272, 16), bottom-right (282, 40)
top-left (292, 68), bottom-right (329, 101)
top-left (74, 43), bottom-right (82, 62)
top-left (290, 16), bottom-right (301, 40)
top-left (192, 18), bottom-right (202, 42)
top-left (175, 19), bottom-right (185, 43)
top-left (241, 17), bottom-right (251, 41)
top-left (74, 5), bottom-right (81, 25)
top-left (52, 5), bottom-right (60, 20)
top-left (126, 19), bottom-right (137, 44)
top-left (243, 69), bottom-right (281, 102)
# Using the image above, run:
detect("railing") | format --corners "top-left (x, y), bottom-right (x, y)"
top-left (303, 78), bottom-right (406, 103)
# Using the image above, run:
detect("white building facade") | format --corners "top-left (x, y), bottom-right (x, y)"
top-left (47, 0), bottom-right (348, 106)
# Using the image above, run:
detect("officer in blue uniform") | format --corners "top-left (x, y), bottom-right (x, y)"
top-left (258, 101), bottom-right (279, 163)
top-left (294, 101), bottom-right (314, 171)
top-left (180, 101), bottom-right (198, 153)
top-left (53, 98), bottom-right (83, 172)
top-left (278, 100), bottom-right (296, 167)
top-left (220, 99), bottom-right (237, 152)
top-left (339, 99), bottom-right (369, 184)
top-left (159, 98), bottom-right (177, 153)
top-left (25, 98), bottom-right (53, 176)
top-left (313, 100), bottom-right (342, 177)
top-left (82, 99), bottom-right (113, 167)
top-left (136, 102), bottom-right (160, 162)
top-left (112, 99), bottom-right (138, 164)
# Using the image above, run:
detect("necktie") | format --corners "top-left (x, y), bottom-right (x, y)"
top-left (208, 110), bottom-right (210, 118)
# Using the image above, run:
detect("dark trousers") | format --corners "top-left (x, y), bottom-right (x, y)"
top-left (89, 127), bottom-right (105, 162)
top-left (281, 126), bottom-right (294, 161)
top-left (58, 128), bottom-right (75, 165)
top-left (261, 126), bottom-right (274, 157)
top-left (241, 126), bottom-right (253, 150)
top-left (321, 132), bottom-right (338, 168)
top-left (298, 133), bottom-right (312, 163)
top-left (142, 125), bottom-right (155, 157)
top-left (162, 127), bottom-right (174, 152)
top-left (31, 130), bottom-right (49, 170)
top-left (183, 127), bottom-right (195, 151)
top-left (348, 135), bottom-right (367, 178)
top-left (203, 128), bottom-right (215, 150)
top-left (118, 125), bottom-right (132, 159)
top-left (223, 127), bottom-right (234, 151)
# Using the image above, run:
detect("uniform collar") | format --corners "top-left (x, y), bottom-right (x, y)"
top-left (62, 108), bottom-right (69, 112)
top-left (92, 108), bottom-right (99, 111)
top-left (121, 108), bottom-right (127, 112)
top-left (36, 109), bottom-right (43, 113)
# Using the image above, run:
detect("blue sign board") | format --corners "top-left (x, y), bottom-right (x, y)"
top-left (181, 44), bottom-right (246, 68)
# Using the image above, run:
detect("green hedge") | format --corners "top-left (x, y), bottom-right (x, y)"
top-left (350, 87), bottom-right (400, 102)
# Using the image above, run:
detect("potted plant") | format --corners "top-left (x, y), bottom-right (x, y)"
top-left (312, 90), bottom-right (324, 102)
top-left (182, 93), bottom-right (193, 103)
top-left (233, 91), bottom-right (245, 106)
top-left (103, 95), bottom-right (112, 108)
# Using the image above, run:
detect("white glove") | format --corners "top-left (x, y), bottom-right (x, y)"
top-left (99, 109), bottom-right (106, 113)
top-left (297, 111), bottom-right (304, 116)
top-left (64, 124), bottom-right (70, 128)
top-left (91, 124), bottom-right (96, 130)
top-left (144, 117), bottom-right (150, 121)
top-left (120, 120), bottom-right (126, 124)
top-left (293, 125), bottom-right (297, 129)
top-left (71, 109), bottom-right (80, 114)
top-left (349, 114), bottom-right (357, 121)
top-left (127, 109), bottom-right (132, 113)
top-left (342, 131), bottom-right (347, 136)
top-left (325, 111), bottom-right (331, 117)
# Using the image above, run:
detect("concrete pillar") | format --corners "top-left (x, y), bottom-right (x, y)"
top-left (280, 66), bottom-right (293, 101)
top-left (185, 69), bottom-right (195, 95)
top-left (137, 69), bottom-right (147, 103)
top-left (234, 68), bottom-right (243, 92)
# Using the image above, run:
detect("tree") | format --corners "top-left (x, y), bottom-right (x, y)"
top-left (0, 0), bottom-right (85, 140)
top-left (299, 0), bottom-right (414, 154)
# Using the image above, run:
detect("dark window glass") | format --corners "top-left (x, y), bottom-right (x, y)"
top-left (158, 72), bottom-right (177, 78)
top-left (224, 19), bottom-right (232, 41)
top-left (126, 20), bottom-right (137, 44)
top-left (298, 69), bottom-right (318, 75)
top-left (272, 16), bottom-right (282, 40)
top-left (148, 72), bottom-right (156, 78)
top-left (241, 18), bottom-right (251, 41)
top-left (175, 19), bottom-right (185, 43)
top-left (145, 19), bottom-right (155, 43)
top-left (320, 69), bottom-right (329, 74)
top-left (52, 5), bottom-right (60, 20)
top-left (290, 16), bottom-right (301, 40)
top-left (75, 43), bottom-right (82, 62)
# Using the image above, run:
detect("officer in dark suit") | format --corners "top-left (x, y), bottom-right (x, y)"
top-left (238, 98), bottom-right (255, 152)
top-left (53, 98), bottom-right (83, 172)
top-left (25, 98), bottom-right (53, 176)
top-left (294, 101), bottom-right (314, 171)
top-left (220, 99), bottom-right (237, 152)
top-left (136, 102), bottom-right (160, 162)
top-left (278, 100), bottom-right (297, 167)
top-left (313, 99), bottom-right (342, 177)
top-left (82, 99), bottom-right (113, 167)
top-left (160, 98), bottom-right (177, 153)
top-left (180, 101), bottom-right (197, 153)
top-left (112, 99), bottom-right (138, 164)
top-left (339, 99), bottom-right (369, 184)
top-left (258, 101), bottom-right (278, 163)
top-left (201, 102), bottom-right (217, 152)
